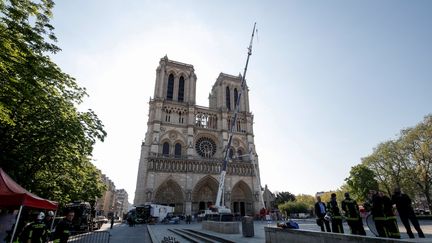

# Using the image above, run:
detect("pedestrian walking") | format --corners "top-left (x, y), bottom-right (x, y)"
top-left (392, 188), bottom-right (425, 238)
top-left (327, 193), bottom-right (344, 233)
top-left (341, 192), bottom-right (366, 235)
top-left (110, 216), bottom-right (114, 229)
top-left (314, 196), bottom-right (331, 232)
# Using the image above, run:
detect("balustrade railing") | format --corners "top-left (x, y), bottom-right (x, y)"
top-left (147, 156), bottom-right (254, 176)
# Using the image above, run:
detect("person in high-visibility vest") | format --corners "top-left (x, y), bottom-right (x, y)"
top-left (19, 212), bottom-right (48, 243)
top-left (341, 192), bottom-right (366, 235)
top-left (53, 211), bottom-right (74, 243)
top-left (381, 192), bottom-right (400, 239)
top-left (327, 193), bottom-right (344, 233)
top-left (369, 190), bottom-right (388, 238)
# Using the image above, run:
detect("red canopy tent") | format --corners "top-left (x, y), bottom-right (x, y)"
top-left (0, 168), bottom-right (58, 210)
top-left (0, 168), bottom-right (58, 243)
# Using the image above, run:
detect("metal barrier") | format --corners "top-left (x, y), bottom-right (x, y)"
top-left (67, 231), bottom-right (110, 243)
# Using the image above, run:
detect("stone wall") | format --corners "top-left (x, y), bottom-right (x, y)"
top-left (264, 227), bottom-right (413, 243)
top-left (202, 221), bottom-right (240, 234)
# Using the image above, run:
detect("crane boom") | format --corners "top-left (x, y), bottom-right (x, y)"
top-left (215, 23), bottom-right (257, 210)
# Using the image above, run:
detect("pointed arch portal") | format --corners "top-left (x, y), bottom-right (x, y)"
top-left (231, 180), bottom-right (254, 216)
top-left (154, 179), bottom-right (184, 213)
top-left (191, 176), bottom-right (219, 213)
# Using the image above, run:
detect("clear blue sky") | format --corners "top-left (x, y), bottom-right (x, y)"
top-left (51, 0), bottom-right (432, 202)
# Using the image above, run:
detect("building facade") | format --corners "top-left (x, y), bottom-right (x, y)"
top-left (95, 174), bottom-right (116, 217)
top-left (115, 189), bottom-right (130, 218)
top-left (134, 56), bottom-right (262, 216)
top-left (95, 174), bottom-right (130, 218)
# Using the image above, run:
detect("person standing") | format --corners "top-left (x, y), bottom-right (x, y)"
top-left (327, 193), bottom-right (344, 233)
top-left (110, 216), bottom-right (114, 229)
top-left (53, 210), bottom-right (74, 243)
top-left (381, 192), bottom-right (400, 239)
top-left (43, 211), bottom-right (55, 231)
top-left (369, 190), bottom-right (388, 238)
top-left (19, 212), bottom-right (49, 243)
top-left (314, 196), bottom-right (331, 232)
top-left (341, 192), bottom-right (366, 235)
top-left (391, 188), bottom-right (425, 238)
top-left (43, 211), bottom-right (55, 241)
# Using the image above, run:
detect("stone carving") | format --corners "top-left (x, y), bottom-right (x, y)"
top-left (169, 131), bottom-right (177, 140)
top-left (146, 191), bottom-right (153, 201)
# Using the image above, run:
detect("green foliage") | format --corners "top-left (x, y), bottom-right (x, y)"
top-left (400, 115), bottom-right (432, 210)
top-left (274, 191), bottom-right (296, 206)
top-left (278, 201), bottom-right (309, 215)
top-left (320, 187), bottom-right (347, 205)
top-left (345, 164), bottom-right (379, 202)
top-left (0, 0), bottom-right (106, 205)
top-left (295, 194), bottom-right (315, 210)
top-left (357, 115), bottom-right (432, 211)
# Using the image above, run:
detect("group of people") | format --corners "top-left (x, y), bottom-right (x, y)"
top-left (7, 210), bottom-right (75, 243)
top-left (314, 188), bottom-right (425, 239)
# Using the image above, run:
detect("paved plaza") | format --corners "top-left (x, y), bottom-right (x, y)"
top-left (147, 219), bottom-right (432, 243)
top-left (101, 218), bottom-right (432, 243)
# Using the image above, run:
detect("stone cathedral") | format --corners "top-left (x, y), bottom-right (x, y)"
top-left (134, 56), bottom-right (262, 216)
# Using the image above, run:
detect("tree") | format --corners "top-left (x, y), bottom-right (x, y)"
top-left (0, 0), bottom-right (106, 205)
top-left (278, 201), bottom-right (308, 216)
top-left (400, 115), bottom-right (432, 212)
top-left (354, 115), bottom-right (432, 211)
top-left (362, 140), bottom-right (414, 196)
top-left (345, 164), bottom-right (379, 202)
top-left (274, 191), bottom-right (296, 206)
top-left (319, 189), bottom-right (346, 204)
top-left (295, 194), bottom-right (315, 211)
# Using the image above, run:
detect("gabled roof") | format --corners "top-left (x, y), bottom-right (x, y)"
top-left (0, 168), bottom-right (58, 210)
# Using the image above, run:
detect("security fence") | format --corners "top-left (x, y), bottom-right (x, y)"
top-left (67, 231), bottom-right (110, 243)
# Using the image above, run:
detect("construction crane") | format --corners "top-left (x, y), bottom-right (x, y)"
top-left (214, 23), bottom-right (257, 213)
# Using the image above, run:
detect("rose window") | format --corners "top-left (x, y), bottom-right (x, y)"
top-left (195, 137), bottom-right (217, 158)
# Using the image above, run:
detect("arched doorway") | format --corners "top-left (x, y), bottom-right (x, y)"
top-left (154, 179), bottom-right (184, 213)
top-left (231, 180), bottom-right (254, 216)
top-left (191, 175), bottom-right (218, 214)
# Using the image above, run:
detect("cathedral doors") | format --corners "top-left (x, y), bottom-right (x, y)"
top-left (192, 176), bottom-right (218, 213)
top-left (231, 181), bottom-right (254, 216)
top-left (154, 179), bottom-right (184, 213)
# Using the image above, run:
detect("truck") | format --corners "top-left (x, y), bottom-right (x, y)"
top-left (64, 201), bottom-right (93, 232)
top-left (150, 204), bottom-right (175, 223)
top-left (133, 204), bottom-right (175, 223)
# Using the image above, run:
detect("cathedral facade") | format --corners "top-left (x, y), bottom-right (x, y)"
top-left (134, 56), bottom-right (262, 216)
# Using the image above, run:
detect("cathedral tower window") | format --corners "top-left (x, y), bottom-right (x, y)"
top-left (178, 111), bottom-right (184, 124)
top-left (166, 74), bottom-right (174, 100)
top-left (234, 88), bottom-right (238, 108)
top-left (178, 76), bottom-right (185, 102)
top-left (229, 147), bottom-right (234, 160)
top-left (175, 143), bottom-right (182, 158)
top-left (165, 110), bottom-right (171, 122)
top-left (237, 149), bottom-right (243, 161)
top-left (162, 142), bottom-right (170, 156)
top-left (226, 86), bottom-right (231, 110)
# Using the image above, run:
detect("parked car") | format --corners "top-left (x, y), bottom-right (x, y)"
top-left (97, 216), bottom-right (109, 224)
